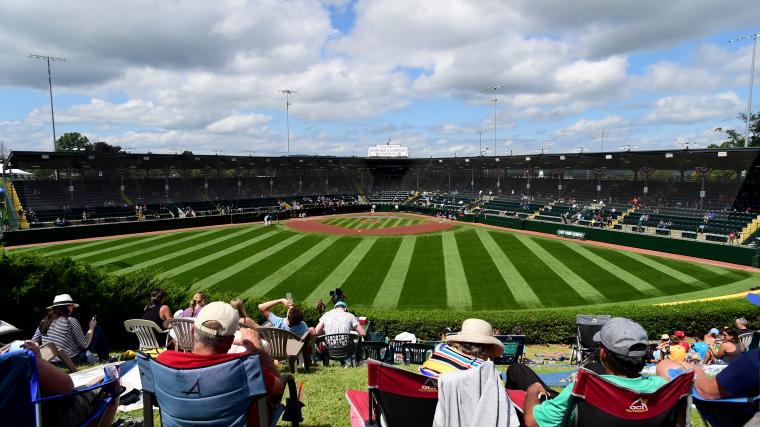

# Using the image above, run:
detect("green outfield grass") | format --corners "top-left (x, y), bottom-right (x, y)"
top-left (17, 217), bottom-right (758, 311)
top-left (320, 215), bottom-right (425, 229)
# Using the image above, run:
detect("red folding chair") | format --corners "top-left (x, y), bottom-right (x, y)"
top-left (346, 359), bottom-right (438, 427)
top-left (566, 368), bottom-right (694, 426)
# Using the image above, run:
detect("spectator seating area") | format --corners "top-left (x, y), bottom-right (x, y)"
top-left (481, 196), bottom-right (548, 218)
top-left (620, 207), bottom-right (757, 240)
top-left (366, 191), bottom-right (415, 204)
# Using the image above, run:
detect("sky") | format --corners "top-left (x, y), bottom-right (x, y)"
top-left (1, 0), bottom-right (759, 158)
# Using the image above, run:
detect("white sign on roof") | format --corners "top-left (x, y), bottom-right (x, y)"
top-left (368, 144), bottom-right (409, 158)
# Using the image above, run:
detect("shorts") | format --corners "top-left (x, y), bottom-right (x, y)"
top-left (42, 388), bottom-right (108, 427)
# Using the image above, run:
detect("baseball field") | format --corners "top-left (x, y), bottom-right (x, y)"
top-left (14, 213), bottom-right (758, 310)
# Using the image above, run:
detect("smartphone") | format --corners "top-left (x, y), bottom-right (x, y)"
top-left (9, 340), bottom-right (26, 352)
top-left (286, 293), bottom-right (293, 302)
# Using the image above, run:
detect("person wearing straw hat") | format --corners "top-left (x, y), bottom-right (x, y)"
top-left (420, 318), bottom-right (504, 378)
top-left (31, 294), bottom-right (109, 364)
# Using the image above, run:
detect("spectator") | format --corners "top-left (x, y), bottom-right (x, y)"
top-left (419, 318), bottom-right (503, 378)
top-left (736, 317), bottom-right (751, 332)
top-left (657, 349), bottom-right (760, 425)
top-left (157, 302), bottom-right (284, 426)
top-left (704, 328), bottom-right (743, 364)
top-left (521, 318), bottom-right (664, 427)
top-left (258, 298), bottom-right (309, 336)
top-left (652, 333), bottom-right (670, 361)
top-left (142, 288), bottom-right (173, 344)
top-left (691, 334), bottom-right (709, 361)
top-left (313, 301), bottom-right (366, 337)
top-left (670, 330), bottom-right (690, 352)
top-left (181, 292), bottom-right (208, 318)
top-left (230, 298), bottom-right (259, 328)
top-left (31, 294), bottom-right (110, 364)
top-left (704, 327), bottom-right (721, 346)
top-left (2, 340), bottom-right (119, 427)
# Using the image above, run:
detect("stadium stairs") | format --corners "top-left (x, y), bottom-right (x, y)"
top-left (609, 207), bottom-right (636, 229)
top-left (740, 215), bottom-right (760, 245)
top-left (403, 192), bottom-right (420, 205)
top-left (6, 182), bottom-right (29, 229)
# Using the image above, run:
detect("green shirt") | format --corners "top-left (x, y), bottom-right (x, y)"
top-left (532, 375), bottom-right (667, 427)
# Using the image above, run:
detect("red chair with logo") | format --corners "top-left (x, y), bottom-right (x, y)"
top-left (565, 368), bottom-right (694, 426)
top-left (346, 359), bottom-right (438, 427)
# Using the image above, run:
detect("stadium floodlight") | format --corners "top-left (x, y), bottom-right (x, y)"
top-left (280, 89), bottom-right (297, 156)
top-left (620, 145), bottom-right (638, 152)
top-left (729, 33), bottom-right (760, 147)
top-left (597, 129), bottom-right (609, 152)
top-left (477, 130), bottom-right (485, 156)
top-left (677, 138), bottom-right (698, 150)
top-left (29, 54), bottom-right (68, 150)
top-left (490, 84), bottom-right (504, 150)
top-left (245, 150), bottom-right (256, 157)
top-left (536, 147), bottom-right (548, 155)
top-left (575, 146), bottom-right (588, 154)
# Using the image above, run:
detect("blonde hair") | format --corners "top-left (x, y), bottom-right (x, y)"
top-left (230, 298), bottom-right (248, 319)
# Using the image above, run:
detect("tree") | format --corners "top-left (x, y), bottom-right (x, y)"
top-left (711, 112), bottom-right (760, 148)
top-left (55, 132), bottom-right (90, 152)
top-left (87, 141), bottom-right (122, 153)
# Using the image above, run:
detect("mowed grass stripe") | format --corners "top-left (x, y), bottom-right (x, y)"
top-left (490, 232), bottom-right (587, 307)
top-left (514, 234), bottom-right (608, 303)
top-left (384, 218), bottom-right (402, 228)
top-left (441, 231), bottom-right (473, 310)
top-left (372, 236), bottom-right (416, 309)
top-left (563, 244), bottom-right (663, 298)
top-left (341, 218), bottom-right (363, 229)
top-left (622, 252), bottom-right (710, 288)
top-left (91, 228), bottom-right (223, 266)
top-left (192, 232), bottom-right (307, 290)
top-left (304, 238), bottom-right (377, 302)
top-left (583, 246), bottom-right (701, 294)
top-left (239, 235), bottom-right (340, 298)
top-left (641, 255), bottom-right (752, 287)
top-left (43, 235), bottom-right (149, 256)
top-left (455, 230), bottom-right (519, 310)
top-left (476, 230), bottom-right (542, 308)
top-left (340, 238), bottom-right (403, 306)
top-left (114, 226), bottom-right (268, 274)
top-left (164, 230), bottom-right (300, 284)
top-left (398, 234), bottom-right (446, 308)
top-left (69, 233), bottom-right (176, 260)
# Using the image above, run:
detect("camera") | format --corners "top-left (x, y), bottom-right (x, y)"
top-left (329, 288), bottom-right (346, 304)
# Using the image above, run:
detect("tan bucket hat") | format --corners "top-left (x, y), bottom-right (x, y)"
top-left (446, 318), bottom-right (504, 358)
top-left (47, 294), bottom-right (79, 309)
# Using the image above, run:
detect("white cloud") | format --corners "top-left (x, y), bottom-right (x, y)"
top-left (555, 115), bottom-right (627, 136)
top-left (643, 92), bottom-right (743, 124)
top-left (206, 113), bottom-right (271, 133)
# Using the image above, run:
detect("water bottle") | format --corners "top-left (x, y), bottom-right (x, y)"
top-left (103, 365), bottom-right (119, 383)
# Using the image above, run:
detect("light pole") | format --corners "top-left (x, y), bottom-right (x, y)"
top-left (597, 129), bottom-right (609, 152)
top-left (29, 54), bottom-right (68, 150)
top-left (280, 89), bottom-right (296, 156)
top-left (729, 33), bottom-right (760, 146)
top-left (477, 130), bottom-right (484, 156)
top-left (490, 84), bottom-right (503, 151)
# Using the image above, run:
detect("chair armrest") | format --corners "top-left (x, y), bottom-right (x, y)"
top-left (298, 330), bottom-right (311, 342)
top-left (286, 339), bottom-right (306, 357)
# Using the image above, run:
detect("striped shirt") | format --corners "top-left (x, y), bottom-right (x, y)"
top-left (31, 316), bottom-right (88, 358)
top-left (419, 343), bottom-right (484, 378)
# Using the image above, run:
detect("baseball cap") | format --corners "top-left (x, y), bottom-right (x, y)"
top-left (659, 334), bottom-right (669, 340)
top-left (709, 328), bottom-right (720, 336)
top-left (593, 317), bottom-right (648, 357)
top-left (194, 301), bottom-right (239, 336)
top-left (334, 301), bottom-right (347, 308)
top-left (674, 330), bottom-right (685, 338)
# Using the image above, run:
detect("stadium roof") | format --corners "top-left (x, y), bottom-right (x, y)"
top-left (4, 148), bottom-right (759, 172)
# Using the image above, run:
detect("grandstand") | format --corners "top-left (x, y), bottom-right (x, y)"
top-left (2, 148), bottom-right (759, 248)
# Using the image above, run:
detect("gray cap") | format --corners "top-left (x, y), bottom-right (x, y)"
top-left (592, 317), bottom-right (648, 357)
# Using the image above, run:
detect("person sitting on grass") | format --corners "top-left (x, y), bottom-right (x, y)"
top-left (157, 302), bottom-right (284, 427)
top-left (258, 297), bottom-right (309, 336)
top-left (670, 330), bottom-right (689, 352)
top-left (691, 333), bottom-right (709, 361)
top-left (736, 317), bottom-right (751, 333)
top-left (704, 328), bottom-right (743, 365)
top-left (181, 292), bottom-right (208, 318)
top-left (520, 317), bottom-right (666, 427)
top-left (32, 294), bottom-right (109, 364)
top-left (419, 318), bottom-right (503, 378)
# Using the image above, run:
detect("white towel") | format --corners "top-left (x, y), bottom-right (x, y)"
top-left (433, 361), bottom-right (518, 427)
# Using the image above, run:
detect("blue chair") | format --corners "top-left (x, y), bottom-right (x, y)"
top-left (0, 349), bottom-right (120, 427)
top-left (137, 352), bottom-right (299, 427)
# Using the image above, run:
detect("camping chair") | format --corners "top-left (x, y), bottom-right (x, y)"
top-left (570, 314), bottom-right (610, 365)
top-left (564, 368), bottom-right (694, 426)
top-left (137, 351), bottom-right (301, 427)
top-left (493, 335), bottom-right (526, 365)
top-left (165, 318), bottom-right (194, 352)
top-left (384, 340), bottom-right (411, 364)
top-left (691, 384), bottom-right (760, 427)
top-left (358, 341), bottom-right (389, 363)
top-left (345, 359), bottom-right (438, 427)
top-left (402, 343), bottom-right (434, 365)
top-left (317, 333), bottom-right (358, 367)
top-left (0, 349), bottom-right (120, 427)
top-left (124, 319), bottom-right (168, 354)
top-left (256, 327), bottom-right (312, 373)
top-left (39, 342), bottom-right (78, 373)
top-left (738, 332), bottom-right (753, 352)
